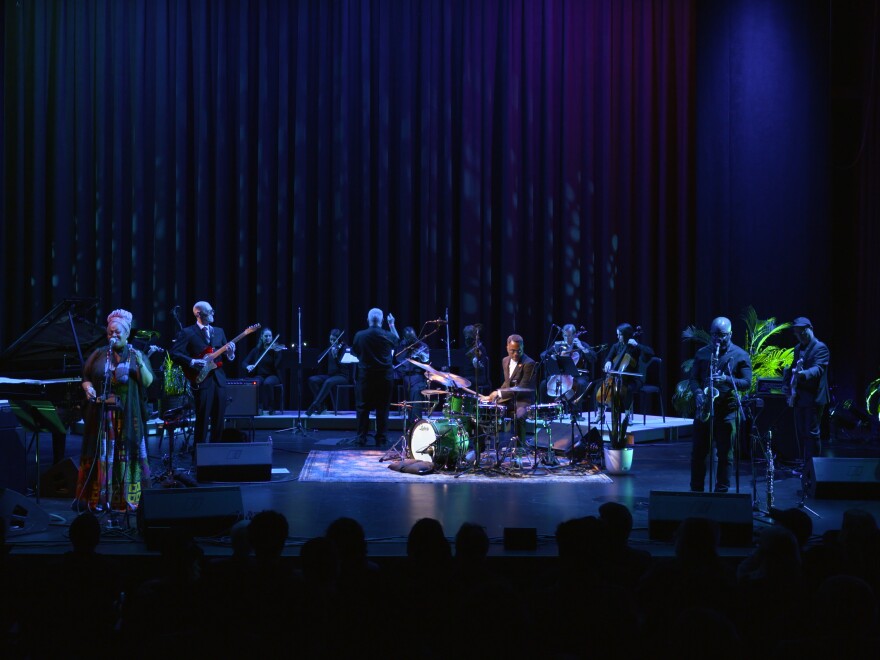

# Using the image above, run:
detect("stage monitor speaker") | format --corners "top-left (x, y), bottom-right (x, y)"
top-left (0, 416), bottom-right (26, 492)
top-left (225, 380), bottom-right (258, 416)
top-left (40, 458), bottom-right (79, 498)
top-left (139, 485), bottom-right (243, 550)
top-left (808, 457), bottom-right (880, 500)
top-left (649, 490), bottom-right (753, 547)
top-left (196, 441), bottom-right (272, 482)
top-left (0, 488), bottom-right (51, 538)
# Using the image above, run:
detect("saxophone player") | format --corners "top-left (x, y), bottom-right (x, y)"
top-left (688, 317), bottom-right (752, 493)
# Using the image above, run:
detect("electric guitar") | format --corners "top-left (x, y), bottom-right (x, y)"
top-left (186, 323), bottom-right (261, 384)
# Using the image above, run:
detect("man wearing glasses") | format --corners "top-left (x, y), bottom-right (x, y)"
top-left (688, 316), bottom-right (752, 492)
top-left (171, 301), bottom-right (235, 445)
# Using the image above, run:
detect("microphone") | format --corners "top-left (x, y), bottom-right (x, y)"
top-left (714, 341), bottom-right (721, 360)
top-left (427, 319), bottom-right (448, 324)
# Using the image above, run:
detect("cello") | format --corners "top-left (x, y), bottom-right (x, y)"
top-left (595, 326), bottom-right (643, 407)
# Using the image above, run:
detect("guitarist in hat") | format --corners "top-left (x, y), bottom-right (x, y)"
top-left (171, 301), bottom-right (236, 445)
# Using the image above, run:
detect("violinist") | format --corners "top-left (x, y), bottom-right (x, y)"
top-left (306, 328), bottom-right (349, 416)
top-left (596, 324), bottom-right (653, 431)
top-left (243, 327), bottom-right (286, 414)
top-left (687, 316), bottom-right (752, 493)
top-left (395, 326), bottom-right (431, 404)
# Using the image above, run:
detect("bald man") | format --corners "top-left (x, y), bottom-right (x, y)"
top-left (687, 316), bottom-right (752, 493)
top-left (171, 301), bottom-right (236, 445)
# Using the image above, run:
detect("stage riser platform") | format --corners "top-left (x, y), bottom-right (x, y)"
top-left (74, 410), bottom-right (692, 444)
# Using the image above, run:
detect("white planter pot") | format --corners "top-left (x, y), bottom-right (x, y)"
top-left (604, 447), bottom-right (634, 474)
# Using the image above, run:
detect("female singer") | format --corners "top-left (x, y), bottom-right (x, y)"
top-left (77, 309), bottom-right (154, 513)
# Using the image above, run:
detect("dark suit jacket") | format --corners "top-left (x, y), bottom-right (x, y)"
top-left (170, 324), bottom-right (231, 386)
top-left (785, 337), bottom-right (830, 407)
top-left (499, 353), bottom-right (537, 405)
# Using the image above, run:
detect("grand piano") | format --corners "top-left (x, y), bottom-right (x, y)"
top-left (0, 298), bottom-right (107, 468)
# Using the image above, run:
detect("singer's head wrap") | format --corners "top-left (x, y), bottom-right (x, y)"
top-left (106, 309), bottom-right (133, 336)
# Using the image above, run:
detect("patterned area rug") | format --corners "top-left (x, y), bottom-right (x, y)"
top-left (298, 450), bottom-right (613, 484)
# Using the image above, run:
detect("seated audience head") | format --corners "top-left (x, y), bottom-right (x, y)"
top-left (326, 516), bottom-right (368, 563)
top-left (407, 517), bottom-right (450, 564)
top-left (771, 507), bottom-right (813, 548)
top-left (598, 502), bottom-right (634, 547)
top-left (455, 522), bottom-right (489, 562)
top-left (248, 510), bottom-right (289, 559)
top-left (229, 519), bottom-right (252, 558)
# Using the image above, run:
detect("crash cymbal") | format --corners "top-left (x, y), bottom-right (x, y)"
top-left (407, 358), bottom-right (442, 375)
top-left (135, 329), bottom-right (160, 339)
top-left (426, 372), bottom-right (455, 387)
top-left (421, 389), bottom-right (449, 397)
top-left (390, 402), bottom-right (413, 408)
top-left (444, 372), bottom-right (472, 389)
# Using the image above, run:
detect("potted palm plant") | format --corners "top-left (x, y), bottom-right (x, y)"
top-left (159, 352), bottom-right (189, 415)
top-left (672, 306), bottom-right (794, 416)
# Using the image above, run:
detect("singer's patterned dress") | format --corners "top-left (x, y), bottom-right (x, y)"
top-left (75, 345), bottom-right (151, 512)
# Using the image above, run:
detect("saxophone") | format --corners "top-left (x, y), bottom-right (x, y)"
top-left (699, 344), bottom-right (721, 423)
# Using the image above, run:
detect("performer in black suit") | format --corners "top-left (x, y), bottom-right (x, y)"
top-left (170, 301), bottom-right (235, 445)
top-left (783, 317), bottom-right (830, 481)
top-left (244, 327), bottom-right (285, 414)
top-left (350, 308), bottom-right (399, 447)
top-left (481, 334), bottom-right (537, 443)
top-left (306, 328), bottom-right (350, 415)
top-left (688, 316), bottom-right (752, 493)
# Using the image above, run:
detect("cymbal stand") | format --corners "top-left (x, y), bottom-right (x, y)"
top-left (381, 403), bottom-right (412, 462)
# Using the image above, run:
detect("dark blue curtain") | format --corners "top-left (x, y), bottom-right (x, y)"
top-left (4, 1), bottom-right (875, 401)
top-left (2, 0), bottom-right (696, 384)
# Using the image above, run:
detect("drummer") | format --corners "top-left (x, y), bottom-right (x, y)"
top-left (481, 334), bottom-right (537, 445)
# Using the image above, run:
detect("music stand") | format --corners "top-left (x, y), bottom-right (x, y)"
top-left (278, 346), bottom-right (319, 435)
top-left (9, 400), bottom-right (68, 504)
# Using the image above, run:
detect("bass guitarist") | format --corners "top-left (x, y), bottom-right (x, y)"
top-left (171, 301), bottom-right (236, 445)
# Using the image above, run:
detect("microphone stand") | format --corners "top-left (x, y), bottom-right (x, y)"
top-left (726, 361), bottom-right (745, 494)
top-left (707, 345), bottom-right (718, 493)
top-left (280, 307), bottom-right (311, 436)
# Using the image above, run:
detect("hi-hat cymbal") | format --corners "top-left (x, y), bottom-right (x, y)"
top-left (421, 389), bottom-right (449, 397)
top-left (500, 386), bottom-right (532, 394)
top-left (135, 329), bottom-right (160, 339)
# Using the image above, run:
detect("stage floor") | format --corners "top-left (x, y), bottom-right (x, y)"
top-left (6, 413), bottom-right (880, 560)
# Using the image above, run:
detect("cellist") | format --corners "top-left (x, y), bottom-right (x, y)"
top-left (597, 323), bottom-right (653, 431)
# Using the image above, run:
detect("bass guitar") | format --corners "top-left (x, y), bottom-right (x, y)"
top-left (186, 323), bottom-right (261, 384)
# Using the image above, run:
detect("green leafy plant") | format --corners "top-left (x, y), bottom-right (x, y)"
top-left (671, 307), bottom-right (795, 417)
top-left (162, 352), bottom-right (187, 397)
top-left (867, 377), bottom-right (880, 421)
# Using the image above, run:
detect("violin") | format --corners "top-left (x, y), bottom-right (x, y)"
top-left (595, 326), bottom-right (642, 406)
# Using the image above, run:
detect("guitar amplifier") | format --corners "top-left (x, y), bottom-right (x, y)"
top-left (225, 379), bottom-right (259, 416)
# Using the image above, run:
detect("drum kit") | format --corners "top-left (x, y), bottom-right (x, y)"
top-left (391, 359), bottom-right (575, 472)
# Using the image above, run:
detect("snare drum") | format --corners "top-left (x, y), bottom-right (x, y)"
top-left (476, 402), bottom-right (505, 426)
top-left (444, 393), bottom-right (478, 418)
top-left (408, 418), bottom-right (470, 468)
top-left (527, 403), bottom-right (563, 421)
